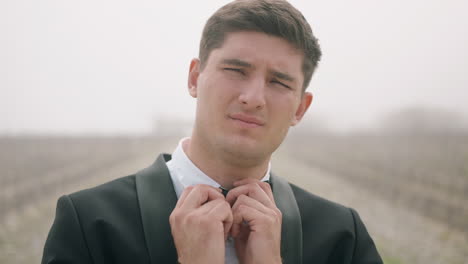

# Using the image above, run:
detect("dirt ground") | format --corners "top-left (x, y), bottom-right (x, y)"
top-left (1, 136), bottom-right (467, 263)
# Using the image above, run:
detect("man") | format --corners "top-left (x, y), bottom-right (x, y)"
top-left (42, 0), bottom-right (383, 263)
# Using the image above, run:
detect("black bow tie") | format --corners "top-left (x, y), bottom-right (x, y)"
top-left (219, 180), bottom-right (271, 197)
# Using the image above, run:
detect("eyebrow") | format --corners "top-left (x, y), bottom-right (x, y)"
top-left (220, 58), bottom-right (296, 83)
top-left (271, 71), bottom-right (295, 82)
top-left (220, 58), bottom-right (253, 68)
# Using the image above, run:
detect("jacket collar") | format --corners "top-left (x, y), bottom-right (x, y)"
top-left (136, 153), bottom-right (302, 264)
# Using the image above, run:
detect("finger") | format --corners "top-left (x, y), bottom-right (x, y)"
top-left (175, 185), bottom-right (194, 209)
top-left (211, 202), bottom-right (234, 241)
top-left (231, 218), bottom-right (241, 238)
top-left (179, 184), bottom-right (224, 210)
top-left (234, 179), bottom-right (275, 203)
top-left (231, 194), bottom-right (270, 216)
top-left (197, 198), bottom-right (229, 216)
top-left (258, 181), bottom-right (275, 203)
top-left (226, 183), bottom-right (272, 207)
top-left (230, 221), bottom-right (247, 239)
top-left (224, 219), bottom-right (233, 241)
top-left (231, 204), bottom-right (265, 237)
top-left (199, 199), bottom-right (233, 241)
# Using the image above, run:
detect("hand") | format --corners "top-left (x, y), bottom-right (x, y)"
top-left (169, 184), bottom-right (233, 264)
top-left (226, 179), bottom-right (282, 264)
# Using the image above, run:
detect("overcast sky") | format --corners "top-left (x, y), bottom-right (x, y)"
top-left (2, 0), bottom-right (467, 134)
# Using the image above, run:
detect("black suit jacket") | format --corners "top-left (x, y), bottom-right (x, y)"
top-left (42, 154), bottom-right (383, 264)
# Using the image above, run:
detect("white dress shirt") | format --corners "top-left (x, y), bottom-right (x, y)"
top-left (166, 138), bottom-right (271, 264)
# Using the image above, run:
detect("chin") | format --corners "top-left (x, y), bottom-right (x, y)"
top-left (219, 135), bottom-right (272, 163)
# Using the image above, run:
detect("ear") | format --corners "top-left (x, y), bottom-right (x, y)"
top-left (291, 92), bottom-right (313, 126)
top-left (187, 58), bottom-right (201, 98)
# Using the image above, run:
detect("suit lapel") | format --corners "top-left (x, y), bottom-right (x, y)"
top-left (271, 173), bottom-right (303, 264)
top-left (136, 154), bottom-right (178, 264)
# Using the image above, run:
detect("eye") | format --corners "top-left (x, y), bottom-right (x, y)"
top-left (271, 79), bottom-right (291, 89)
top-left (223, 68), bottom-right (245, 75)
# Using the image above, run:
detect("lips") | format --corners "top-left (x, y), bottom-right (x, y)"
top-left (229, 113), bottom-right (265, 126)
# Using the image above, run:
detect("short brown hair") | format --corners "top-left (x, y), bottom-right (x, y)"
top-left (199, 0), bottom-right (322, 91)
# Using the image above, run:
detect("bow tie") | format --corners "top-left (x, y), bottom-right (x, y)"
top-left (219, 180), bottom-right (271, 197)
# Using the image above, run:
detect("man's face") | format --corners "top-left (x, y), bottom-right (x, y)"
top-left (188, 31), bottom-right (312, 164)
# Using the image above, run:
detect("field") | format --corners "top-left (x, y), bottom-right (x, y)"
top-left (1, 134), bottom-right (467, 263)
top-left (281, 133), bottom-right (468, 263)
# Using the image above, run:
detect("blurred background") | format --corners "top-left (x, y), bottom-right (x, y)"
top-left (1, 0), bottom-right (467, 263)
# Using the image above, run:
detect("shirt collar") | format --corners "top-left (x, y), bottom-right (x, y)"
top-left (167, 137), bottom-right (271, 197)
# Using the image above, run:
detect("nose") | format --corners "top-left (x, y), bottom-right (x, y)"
top-left (238, 78), bottom-right (266, 110)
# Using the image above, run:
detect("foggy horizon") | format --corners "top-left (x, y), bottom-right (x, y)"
top-left (2, 0), bottom-right (468, 135)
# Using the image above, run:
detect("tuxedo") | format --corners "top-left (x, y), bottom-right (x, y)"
top-left (42, 154), bottom-right (383, 264)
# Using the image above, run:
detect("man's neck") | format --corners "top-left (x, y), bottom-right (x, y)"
top-left (183, 137), bottom-right (270, 189)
